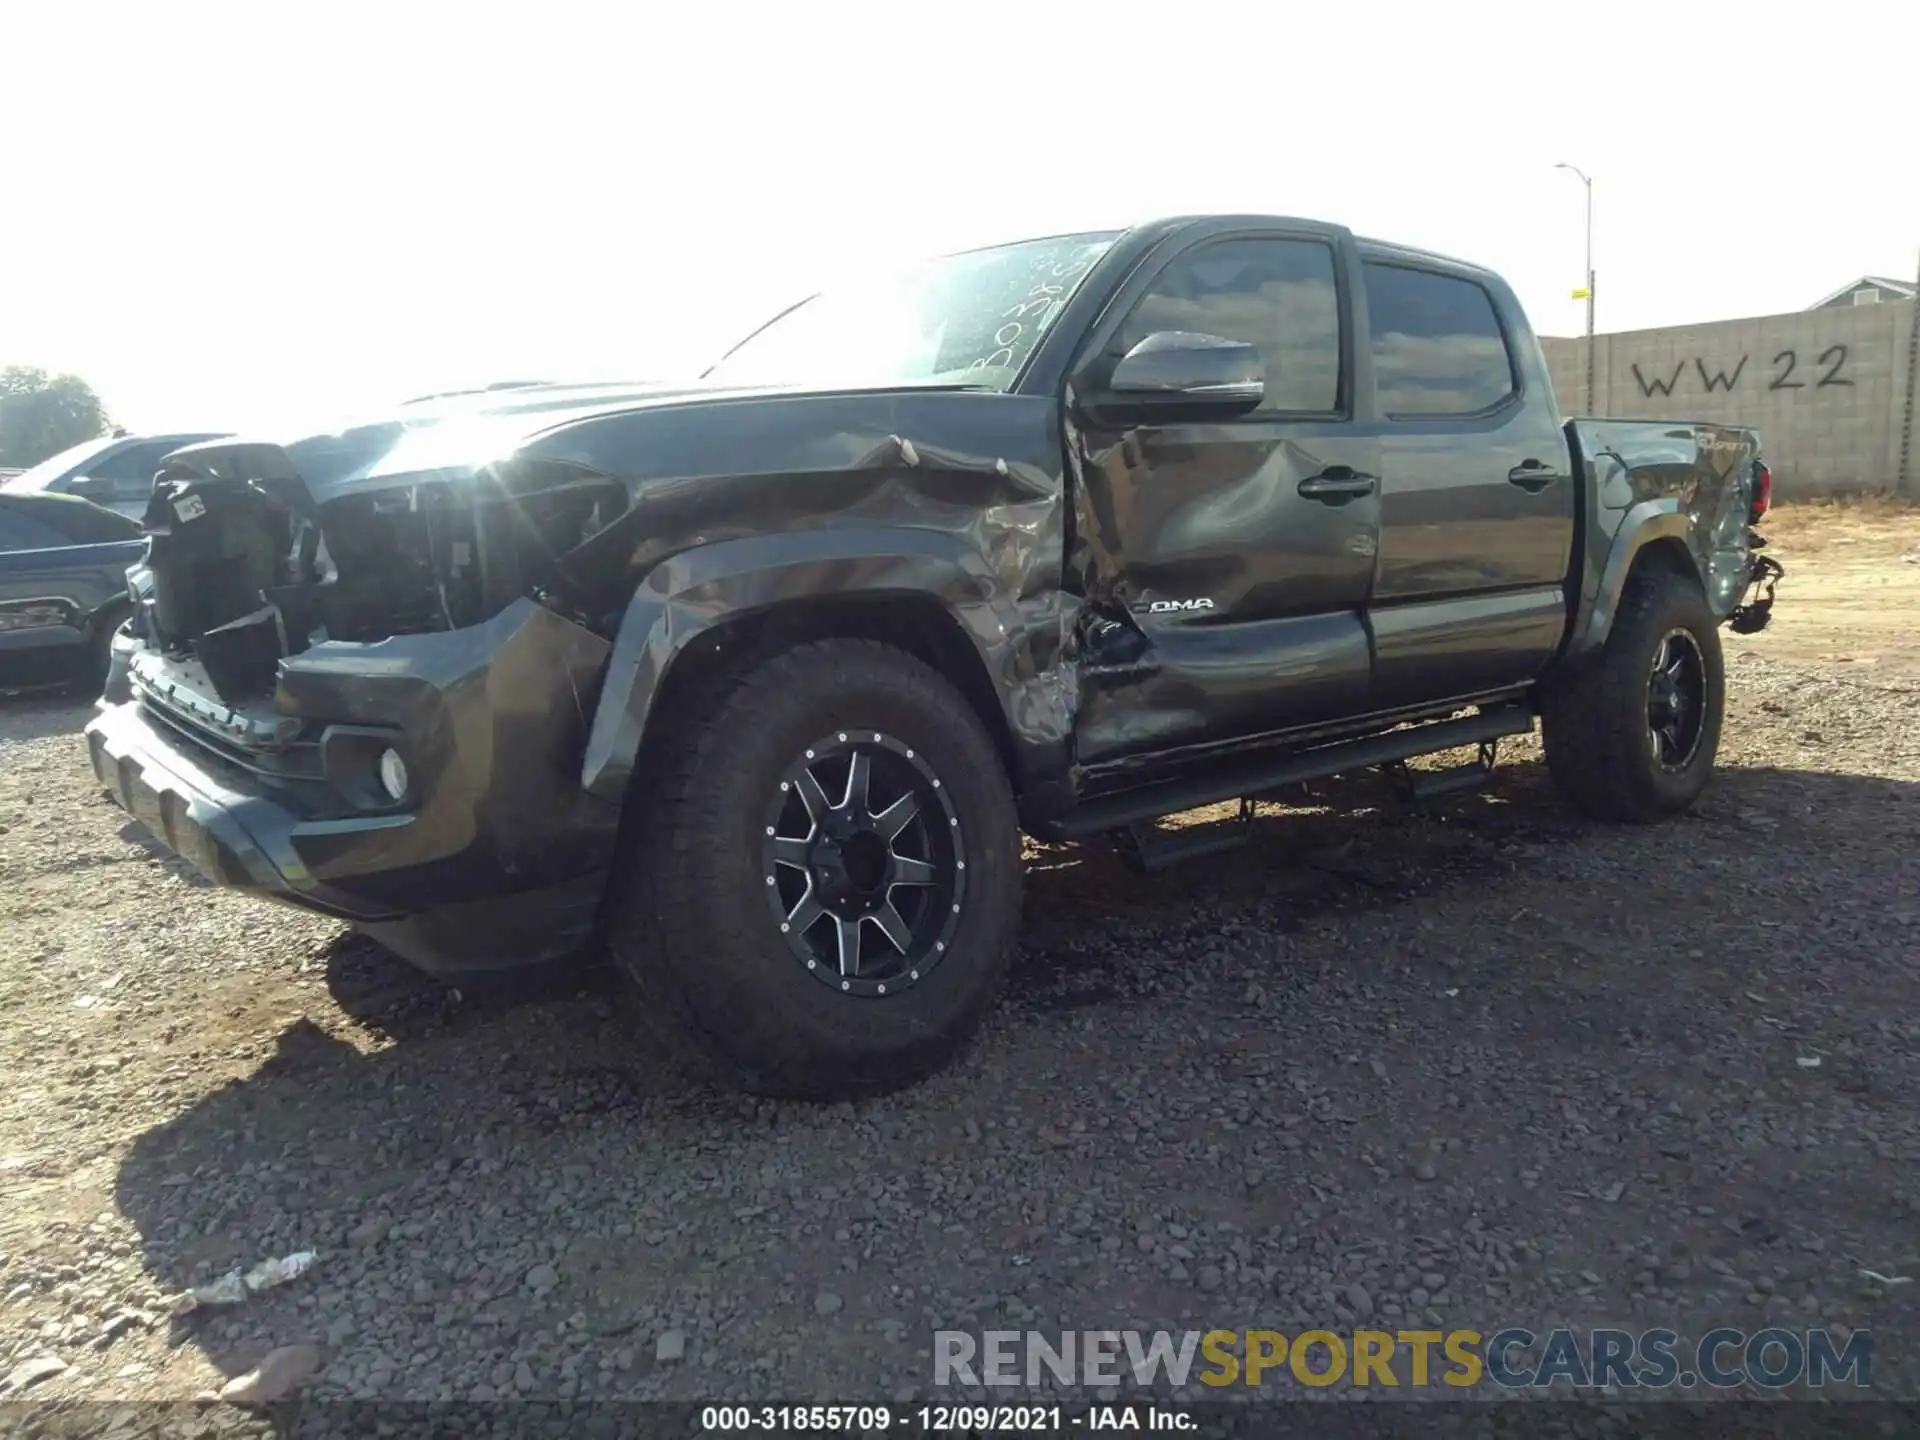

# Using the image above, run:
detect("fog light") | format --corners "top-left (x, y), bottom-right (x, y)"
top-left (378, 748), bottom-right (410, 802)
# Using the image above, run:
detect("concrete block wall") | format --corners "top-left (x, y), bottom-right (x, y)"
top-left (1541, 300), bottom-right (1916, 499)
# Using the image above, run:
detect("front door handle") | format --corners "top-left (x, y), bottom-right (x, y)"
top-left (1507, 460), bottom-right (1563, 492)
top-left (1297, 468), bottom-right (1378, 503)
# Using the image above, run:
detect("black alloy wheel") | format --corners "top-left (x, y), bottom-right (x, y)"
top-left (1541, 564), bottom-right (1726, 822)
top-left (604, 637), bottom-right (1024, 1098)
top-left (762, 731), bottom-right (964, 996)
top-left (1646, 627), bottom-right (1708, 772)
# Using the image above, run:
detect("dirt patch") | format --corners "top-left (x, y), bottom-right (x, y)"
top-left (1731, 497), bottom-right (1920, 680)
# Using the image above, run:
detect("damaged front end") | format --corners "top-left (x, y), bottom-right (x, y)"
top-left (87, 439), bottom-right (629, 973)
top-left (136, 442), bottom-right (627, 700)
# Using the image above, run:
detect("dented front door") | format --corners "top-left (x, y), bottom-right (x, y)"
top-left (1065, 226), bottom-right (1381, 769)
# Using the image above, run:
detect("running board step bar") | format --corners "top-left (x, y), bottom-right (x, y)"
top-left (1115, 801), bottom-right (1256, 874)
top-left (1041, 705), bottom-right (1534, 841)
top-left (1386, 739), bottom-right (1501, 802)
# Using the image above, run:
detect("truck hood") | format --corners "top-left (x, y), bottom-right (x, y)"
top-left (132, 377), bottom-right (1065, 705)
top-left (158, 377), bottom-right (1004, 508)
top-left (157, 379), bottom-right (729, 506)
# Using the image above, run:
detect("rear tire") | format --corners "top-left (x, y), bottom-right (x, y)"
top-left (1541, 563), bottom-right (1725, 822)
top-left (605, 638), bottom-right (1023, 1099)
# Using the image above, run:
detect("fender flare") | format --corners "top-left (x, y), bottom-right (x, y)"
top-left (1572, 498), bottom-right (1701, 656)
top-left (578, 528), bottom-right (1038, 803)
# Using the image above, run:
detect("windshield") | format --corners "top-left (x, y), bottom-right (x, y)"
top-left (0, 435), bottom-right (117, 494)
top-left (705, 232), bottom-right (1118, 393)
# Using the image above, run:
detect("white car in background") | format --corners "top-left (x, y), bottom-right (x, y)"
top-left (1, 431), bottom-right (231, 521)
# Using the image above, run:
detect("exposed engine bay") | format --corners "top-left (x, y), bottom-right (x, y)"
top-left (138, 459), bottom-right (628, 705)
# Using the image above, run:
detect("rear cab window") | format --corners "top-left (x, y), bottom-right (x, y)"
top-left (1362, 262), bottom-right (1516, 417)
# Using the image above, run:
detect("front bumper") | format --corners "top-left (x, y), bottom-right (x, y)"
top-left (83, 598), bottom-right (622, 974)
top-left (101, 622), bottom-right (141, 704)
top-left (87, 698), bottom-right (400, 916)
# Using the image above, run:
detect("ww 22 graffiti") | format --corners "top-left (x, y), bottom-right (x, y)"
top-left (1631, 346), bottom-right (1854, 398)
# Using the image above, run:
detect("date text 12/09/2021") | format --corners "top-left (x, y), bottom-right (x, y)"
top-left (700, 1406), bottom-right (1186, 1432)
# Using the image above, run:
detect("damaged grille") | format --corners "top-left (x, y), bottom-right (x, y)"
top-left (140, 455), bottom-right (628, 708)
top-left (127, 648), bottom-right (326, 796)
top-left (129, 648), bottom-right (300, 750)
top-left (139, 692), bottom-right (327, 793)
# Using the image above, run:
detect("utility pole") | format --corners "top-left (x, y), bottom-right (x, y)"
top-left (1557, 163), bottom-right (1596, 413)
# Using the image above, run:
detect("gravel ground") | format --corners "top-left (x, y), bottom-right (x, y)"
top-left (1, 507), bottom-right (1916, 1417)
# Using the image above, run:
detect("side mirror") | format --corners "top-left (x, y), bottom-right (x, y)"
top-left (1104, 331), bottom-right (1265, 416)
top-left (67, 475), bottom-right (113, 501)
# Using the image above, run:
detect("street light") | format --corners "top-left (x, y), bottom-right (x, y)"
top-left (1556, 162), bottom-right (1596, 413)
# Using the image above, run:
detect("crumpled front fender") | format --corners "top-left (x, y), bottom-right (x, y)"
top-left (579, 527), bottom-right (1076, 808)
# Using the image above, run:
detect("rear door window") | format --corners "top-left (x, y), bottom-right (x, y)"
top-left (1362, 263), bottom-right (1516, 416)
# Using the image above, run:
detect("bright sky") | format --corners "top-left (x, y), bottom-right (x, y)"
top-left (4, 0), bottom-right (1915, 436)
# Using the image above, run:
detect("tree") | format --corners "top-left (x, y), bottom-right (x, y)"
top-left (0, 367), bottom-right (113, 468)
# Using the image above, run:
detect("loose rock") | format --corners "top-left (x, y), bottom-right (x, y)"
top-left (2, 1356), bottom-right (68, 1393)
top-left (218, 1345), bottom-right (321, 1405)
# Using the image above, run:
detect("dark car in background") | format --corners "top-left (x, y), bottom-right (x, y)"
top-left (0, 492), bottom-right (145, 695)
top-left (1, 431), bottom-right (230, 521)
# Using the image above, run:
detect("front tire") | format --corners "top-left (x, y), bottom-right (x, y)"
top-left (605, 639), bottom-right (1023, 1099)
top-left (1541, 563), bottom-right (1725, 822)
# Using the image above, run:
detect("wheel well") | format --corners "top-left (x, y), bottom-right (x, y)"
top-left (639, 593), bottom-right (1022, 785)
top-left (85, 597), bottom-right (131, 643)
top-left (1627, 536), bottom-right (1700, 589)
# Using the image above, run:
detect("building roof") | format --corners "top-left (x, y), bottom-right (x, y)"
top-left (1810, 275), bottom-right (1917, 308)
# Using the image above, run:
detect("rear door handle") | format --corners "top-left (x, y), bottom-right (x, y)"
top-left (1297, 468), bottom-right (1378, 503)
top-left (1508, 460), bottom-right (1563, 492)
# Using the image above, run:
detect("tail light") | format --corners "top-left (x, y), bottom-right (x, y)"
top-left (1749, 462), bottom-right (1772, 522)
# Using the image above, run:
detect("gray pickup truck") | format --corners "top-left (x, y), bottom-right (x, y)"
top-left (85, 215), bottom-right (1782, 1097)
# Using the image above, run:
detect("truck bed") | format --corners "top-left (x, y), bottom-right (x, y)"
top-left (1564, 417), bottom-right (1763, 650)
